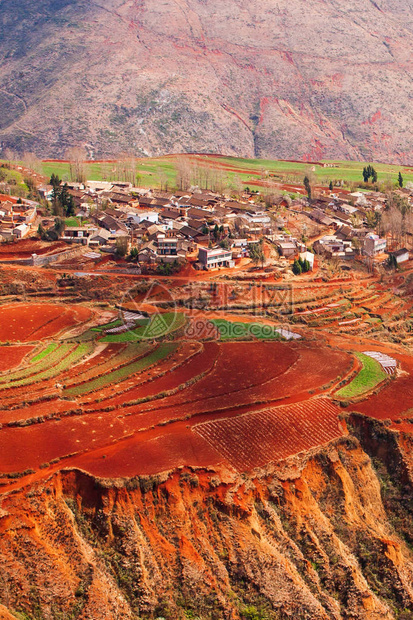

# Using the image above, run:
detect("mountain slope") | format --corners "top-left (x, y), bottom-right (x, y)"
top-left (1, 0), bottom-right (413, 161)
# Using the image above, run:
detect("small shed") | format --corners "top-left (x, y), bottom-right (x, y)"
top-left (391, 248), bottom-right (410, 264)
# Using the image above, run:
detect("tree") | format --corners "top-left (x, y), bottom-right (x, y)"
top-left (352, 237), bottom-right (362, 256)
top-left (292, 259), bottom-right (302, 275)
top-left (66, 146), bottom-right (87, 184)
top-left (383, 192), bottom-right (411, 246)
top-left (22, 151), bottom-right (42, 174)
top-left (175, 156), bottom-right (191, 190)
top-left (59, 183), bottom-right (75, 217)
top-left (156, 167), bottom-right (169, 191)
top-left (329, 181), bottom-right (333, 191)
top-left (362, 165), bottom-right (378, 184)
top-left (303, 176), bottom-right (312, 201)
top-left (249, 241), bottom-right (265, 268)
top-left (50, 173), bottom-right (61, 212)
top-left (398, 171), bottom-right (404, 188)
top-left (54, 217), bottom-right (65, 236)
top-left (388, 253), bottom-right (398, 269)
top-left (365, 210), bottom-right (378, 229)
top-left (115, 237), bottom-right (129, 257)
top-left (219, 238), bottom-right (231, 249)
top-left (37, 223), bottom-right (46, 239)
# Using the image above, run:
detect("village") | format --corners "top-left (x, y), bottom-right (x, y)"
top-left (0, 164), bottom-right (412, 280)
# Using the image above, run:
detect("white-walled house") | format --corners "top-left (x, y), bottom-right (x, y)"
top-left (299, 251), bottom-right (315, 270)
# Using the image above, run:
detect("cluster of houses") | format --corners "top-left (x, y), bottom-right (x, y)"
top-left (298, 189), bottom-right (412, 265)
top-left (2, 175), bottom-right (412, 272)
top-left (39, 180), bottom-right (275, 269)
top-left (0, 195), bottom-right (38, 240)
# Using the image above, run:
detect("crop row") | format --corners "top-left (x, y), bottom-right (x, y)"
top-left (336, 353), bottom-right (387, 399)
top-left (62, 343), bottom-right (151, 387)
top-left (63, 343), bottom-right (178, 397)
top-left (0, 343), bottom-right (93, 390)
top-left (195, 398), bottom-right (342, 471)
top-left (0, 343), bottom-right (76, 385)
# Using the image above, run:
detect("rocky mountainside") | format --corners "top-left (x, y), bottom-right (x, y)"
top-left (2, 0), bottom-right (413, 161)
top-left (2, 415), bottom-right (413, 619)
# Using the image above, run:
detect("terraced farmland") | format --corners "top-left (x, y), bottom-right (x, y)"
top-left (0, 294), bottom-right (411, 488)
top-left (194, 398), bottom-right (344, 471)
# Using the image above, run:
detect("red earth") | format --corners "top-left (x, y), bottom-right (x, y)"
top-left (194, 398), bottom-right (345, 471)
top-left (0, 239), bottom-right (67, 259)
top-left (0, 303), bottom-right (93, 342)
top-left (0, 345), bottom-right (34, 372)
top-left (0, 340), bottom-right (354, 480)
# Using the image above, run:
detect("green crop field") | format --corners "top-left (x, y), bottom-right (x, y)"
top-left (30, 343), bottom-right (58, 364)
top-left (336, 352), bottom-right (387, 399)
top-left (35, 154), bottom-right (413, 193)
top-left (0, 343), bottom-right (93, 390)
top-left (100, 312), bottom-right (186, 343)
top-left (0, 343), bottom-right (75, 384)
top-left (63, 343), bottom-right (177, 396)
top-left (211, 319), bottom-right (282, 341)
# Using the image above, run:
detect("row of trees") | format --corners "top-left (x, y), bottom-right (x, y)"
top-left (362, 165), bottom-right (378, 183)
top-left (292, 257), bottom-right (311, 275)
top-left (381, 192), bottom-right (413, 248)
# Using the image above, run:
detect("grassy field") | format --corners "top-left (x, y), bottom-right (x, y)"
top-left (336, 352), bottom-right (387, 399)
top-left (64, 217), bottom-right (87, 227)
top-left (35, 154), bottom-right (413, 192)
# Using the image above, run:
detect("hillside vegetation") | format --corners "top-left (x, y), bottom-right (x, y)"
top-left (2, 0), bottom-right (413, 162)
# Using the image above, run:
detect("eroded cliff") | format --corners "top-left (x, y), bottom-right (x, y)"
top-left (1, 417), bottom-right (413, 619)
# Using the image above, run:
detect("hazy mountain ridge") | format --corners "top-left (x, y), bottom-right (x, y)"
top-left (2, 0), bottom-right (413, 161)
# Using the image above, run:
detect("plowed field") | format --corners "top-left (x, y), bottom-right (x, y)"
top-left (0, 345), bottom-right (34, 371)
top-left (0, 303), bottom-right (93, 342)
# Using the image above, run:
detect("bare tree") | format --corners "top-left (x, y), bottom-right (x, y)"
top-left (156, 167), bottom-right (169, 191)
top-left (22, 152), bottom-right (42, 174)
top-left (175, 156), bottom-right (191, 190)
top-left (2, 148), bottom-right (16, 164)
top-left (66, 146), bottom-right (87, 184)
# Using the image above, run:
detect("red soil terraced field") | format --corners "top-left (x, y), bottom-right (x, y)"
top-left (0, 303), bottom-right (93, 342)
top-left (118, 342), bottom-right (353, 422)
top-left (0, 340), bottom-right (355, 484)
top-left (0, 345), bottom-right (34, 371)
top-left (351, 352), bottom-right (413, 421)
top-left (194, 398), bottom-right (345, 471)
top-left (0, 239), bottom-right (67, 259)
